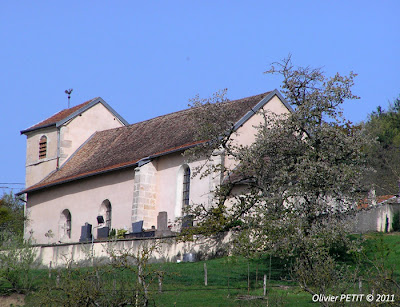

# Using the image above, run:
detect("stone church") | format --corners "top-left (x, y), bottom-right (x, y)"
top-left (19, 90), bottom-right (291, 244)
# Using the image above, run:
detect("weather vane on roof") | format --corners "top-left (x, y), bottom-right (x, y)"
top-left (65, 88), bottom-right (73, 108)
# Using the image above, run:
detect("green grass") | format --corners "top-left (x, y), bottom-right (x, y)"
top-left (363, 232), bottom-right (400, 270)
top-left (149, 257), bottom-right (304, 306)
top-left (5, 233), bottom-right (400, 306)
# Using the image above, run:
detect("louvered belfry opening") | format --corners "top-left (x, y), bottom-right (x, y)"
top-left (39, 135), bottom-right (47, 159)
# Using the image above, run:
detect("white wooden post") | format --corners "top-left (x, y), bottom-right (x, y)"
top-left (247, 262), bottom-right (250, 294)
top-left (204, 263), bottom-right (208, 286)
top-left (158, 273), bottom-right (163, 293)
top-left (263, 274), bottom-right (267, 296)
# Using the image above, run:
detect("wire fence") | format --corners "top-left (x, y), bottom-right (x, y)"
top-left (0, 265), bottom-right (294, 298)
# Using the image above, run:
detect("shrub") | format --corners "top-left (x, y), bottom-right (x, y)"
top-left (392, 211), bottom-right (400, 232)
top-left (0, 235), bottom-right (39, 294)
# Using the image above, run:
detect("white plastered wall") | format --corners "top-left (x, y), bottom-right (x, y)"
top-left (376, 205), bottom-right (394, 232)
top-left (155, 152), bottom-right (216, 228)
top-left (225, 95), bottom-right (290, 171)
top-left (25, 168), bottom-right (135, 244)
top-left (26, 151), bottom-right (218, 244)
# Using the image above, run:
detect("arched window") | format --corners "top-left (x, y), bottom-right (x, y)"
top-left (60, 209), bottom-right (71, 239)
top-left (39, 135), bottom-right (47, 159)
top-left (182, 165), bottom-right (191, 210)
top-left (175, 164), bottom-right (191, 218)
top-left (100, 200), bottom-right (112, 228)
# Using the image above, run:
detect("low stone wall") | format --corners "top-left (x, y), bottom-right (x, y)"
top-left (31, 234), bottom-right (229, 268)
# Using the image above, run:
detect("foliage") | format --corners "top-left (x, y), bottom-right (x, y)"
top-left (107, 241), bottom-right (165, 306)
top-left (0, 192), bottom-right (25, 243)
top-left (366, 95), bottom-right (400, 148)
top-left (362, 94), bottom-right (400, 195)
top-left (29, 241), bottom-right (165, 306)
top-left (357, 233), bottom-right (400, 302)
top-left (185, 56), bottom-right (366, 248)
top-left (0, 193), bottom-right (37, 295)
top-left (183, 56), bottom-right (369, 297)
top-left (109, 228), bottom-right (116, 238)
top-left (117, 228), bottom-right (127, 239)
top-left (393, 211), bottom-right (400, 232)
top-left (293, 245), bottom-right (359, 307)
top-left (0, 235), bottom-right (38, 294)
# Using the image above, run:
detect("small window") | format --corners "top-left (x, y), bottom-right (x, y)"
top-left (39, 135), bottom-right (47, 159)
top-left (182, 166), bottom-right (191, 209)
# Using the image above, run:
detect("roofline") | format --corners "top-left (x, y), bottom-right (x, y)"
top-left (16, 161), bottom-right (139, 195)
top-left (56, 97), bottom-right (129, 127)
top-left (17, 141), bottom-right (204, 195)
top-left (233, 89), bottom-right (293, 131)
top-left (20, 97), bottom-right (129, 135)
top-left (20, 123), bottom-right (56, 135)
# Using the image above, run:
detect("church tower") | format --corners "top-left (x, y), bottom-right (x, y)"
top-left (21, 97), bottom-right (128, 188)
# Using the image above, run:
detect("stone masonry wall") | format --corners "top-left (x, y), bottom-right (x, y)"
top-left (132, 161), bottom-right (157, 229)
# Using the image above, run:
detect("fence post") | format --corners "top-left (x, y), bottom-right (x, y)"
top-left (227, 273), bottom-right (230, 297)
top-left (255, 266), bottom-right (258, 290)
top-left (268, 254), bottom-right (272, 291)
top-left (204, 262), bottom-right (208, 286)
top-left (263, 274), bottom-right (267, 296)
top-left (247, 262), bottom-right (250, 294)
top-left (96, 270), bottom-right (100, 288)
top-left (56, 269), bottom-right (60, 287)
top-left (158, 273), bottom-right (163, 293)
top-left (48, 261), bottom-right (52, 279)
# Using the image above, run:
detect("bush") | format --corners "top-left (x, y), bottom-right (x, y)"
top-left (0, 235), bottom-right (39, 294)
top-left (392, 211), bottom-right (400, 232)
top-left (29, 242), bottom-right (164, 306)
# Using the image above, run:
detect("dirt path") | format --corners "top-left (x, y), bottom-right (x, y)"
top-left (0, 294), bottom-right (25, 307)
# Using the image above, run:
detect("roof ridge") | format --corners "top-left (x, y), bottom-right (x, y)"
top-left (21, 97), bottom-right (99, 133)
top-left (110, 91), bottom-right (271, 131)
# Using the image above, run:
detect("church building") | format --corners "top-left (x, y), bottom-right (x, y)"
top-left (19, 90), bottom-right (291, 244)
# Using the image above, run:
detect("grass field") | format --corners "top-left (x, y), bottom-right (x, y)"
top-left (1, 232), bottom-right (400, 306)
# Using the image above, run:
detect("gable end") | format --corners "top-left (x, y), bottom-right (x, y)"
top-left (233, 89), bottom-right (293, 131)
top-left (57, 97), bottom-right (129, 127)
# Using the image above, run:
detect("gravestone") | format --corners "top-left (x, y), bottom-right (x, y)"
top-left (97, 226), bottom-right (109, 239)
top-left (157, 211), bottom-right (168, 230)
top-left (132, 220), bottom-right (144, 233)
top-left (182, 215), bottom-right (193, 229)
top-left (79, 222), bottom-right (92, 242)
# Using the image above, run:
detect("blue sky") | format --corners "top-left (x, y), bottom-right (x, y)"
top-left (1, 1), bottom-right (399, 191)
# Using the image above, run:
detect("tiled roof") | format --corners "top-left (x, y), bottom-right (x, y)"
top-left (358, 194), bottom-right (397, 209)
top-left (21, 98), bottom-right (97, 134)
top-left (22, 92), bottom-right (272, 194)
